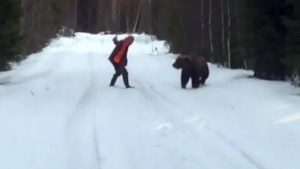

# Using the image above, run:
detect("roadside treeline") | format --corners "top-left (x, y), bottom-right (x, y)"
top-left (1, 0), bottom-right (300, 84)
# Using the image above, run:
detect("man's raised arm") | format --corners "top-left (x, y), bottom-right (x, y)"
top-left (112, 36), bottom-right (119, 45)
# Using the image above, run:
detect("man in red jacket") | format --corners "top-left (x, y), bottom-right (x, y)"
top-left (108, 35), bottom-right (134, 88)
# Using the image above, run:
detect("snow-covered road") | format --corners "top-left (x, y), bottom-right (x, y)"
top-left (0, 33), bottom-right (299, 169)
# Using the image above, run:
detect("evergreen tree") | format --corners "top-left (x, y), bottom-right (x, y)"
top-left (0, 0), bottom-right (24, 71)
top-left (283, 0), bottom-right (300, 81)
top-left (242, 0), bottom-right (289, 80)
top-left (165, 0), bottom-right (187, 54)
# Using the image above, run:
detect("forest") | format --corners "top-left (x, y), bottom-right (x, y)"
top-left (1, 0), bottom-right (300, 84)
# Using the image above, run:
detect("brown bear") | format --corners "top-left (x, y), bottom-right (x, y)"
top-left (172, 55), bottom-right (209, 89)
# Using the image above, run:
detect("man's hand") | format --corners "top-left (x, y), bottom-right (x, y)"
top-left (112, 36), bottom-right (118, 45)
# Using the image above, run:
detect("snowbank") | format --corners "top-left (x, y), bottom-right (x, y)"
top-left (0, 33), bottom-right (169, 85)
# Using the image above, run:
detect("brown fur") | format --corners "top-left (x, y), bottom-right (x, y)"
top-left (172, 55), bottom-right (209, 89)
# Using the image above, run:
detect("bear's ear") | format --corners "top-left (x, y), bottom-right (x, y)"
top-left (184, 57), bottom-right (191, 62)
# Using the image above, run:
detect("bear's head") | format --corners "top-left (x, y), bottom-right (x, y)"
top-left (172, 55), bottom-right (191, 69)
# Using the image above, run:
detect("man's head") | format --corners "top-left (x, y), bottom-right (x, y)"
top-left (124, 36), bottom-right (134, 46)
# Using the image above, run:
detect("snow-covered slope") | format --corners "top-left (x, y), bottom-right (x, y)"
top-left (0, 32), bottom-right (299, 169)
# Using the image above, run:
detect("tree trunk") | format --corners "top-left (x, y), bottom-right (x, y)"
top-left (221, 0), bottom-right (225, 65)
top-left (209, 0), bottom-right (214, 62)
top-left (132, 0), bottom-right (141, 33)
top-left (73, 0), bottom-right (78, 30)
top-left (201, 0), bottom-right (204, 53)
top-left (227, 0), bottom-right (231, 68)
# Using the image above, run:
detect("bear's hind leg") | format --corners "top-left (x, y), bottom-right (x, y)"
top-left (199, 77), bottom-right (207, 85)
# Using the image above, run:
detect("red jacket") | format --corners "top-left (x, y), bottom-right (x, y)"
top-left (108, 37), bottom-right (131, 66)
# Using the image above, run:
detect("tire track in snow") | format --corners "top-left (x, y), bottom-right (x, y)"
top-left (92, 107), bottom-right (101, 169)
top-left (205, 126), bottom-right (266, 169)
top-left (65, 54), bottom-right (101, 169)
top-left (146, 85), bottom-right (266, 169)
top-left (132, 78), bottom-right (262, 169)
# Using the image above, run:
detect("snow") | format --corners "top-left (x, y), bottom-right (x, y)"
top-left (0, 32), bottom-right (300, 169)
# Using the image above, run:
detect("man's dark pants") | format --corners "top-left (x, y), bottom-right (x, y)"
top-left (109, 61), bottom-right (130, 88)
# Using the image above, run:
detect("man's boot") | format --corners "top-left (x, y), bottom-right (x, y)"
top-left (122, 73), bottom-right (133, 88)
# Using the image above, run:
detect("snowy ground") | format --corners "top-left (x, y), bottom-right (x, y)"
top-left (0, 32), bottom-right (300, 169)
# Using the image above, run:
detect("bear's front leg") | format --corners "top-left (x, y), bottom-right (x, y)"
top-left (181, 70), bottom-right (190, 89)
top-left (191, 74), bottom-right (200, 88)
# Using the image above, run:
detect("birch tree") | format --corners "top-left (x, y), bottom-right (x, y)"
top-left (221, 0), bottom-right (225, 65)
top-left (209, 0), bottom-right (214, 62)
top-left (226, 0), bottom-right (231, 68)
